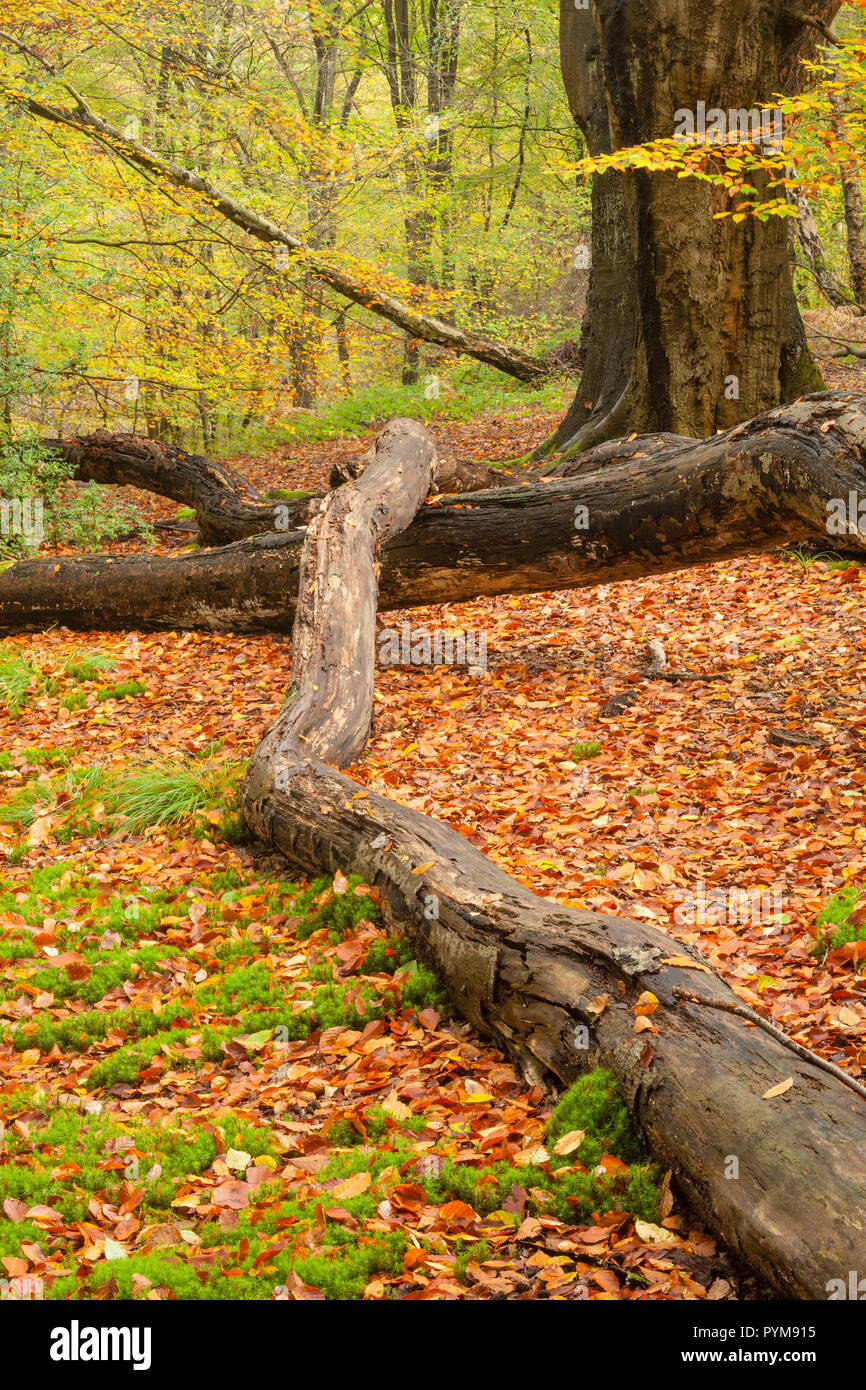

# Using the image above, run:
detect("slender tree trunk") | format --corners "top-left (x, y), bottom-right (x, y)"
top-left (787, 174), bottom-right (855, 308)
top-left (840, 173), bottom-right (866, 308)
top-left (831, 71), bottom-right (866, 309)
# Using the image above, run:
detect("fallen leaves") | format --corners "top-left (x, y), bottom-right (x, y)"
top-left (1, 507), bottom-right (862, 1304)
top-left (762, 1077), bottom-right (795, 1100)
top-left (212, 1182), bottom-right (251, 1210)
top-left (552, 1129), bottom-right (585, 1156)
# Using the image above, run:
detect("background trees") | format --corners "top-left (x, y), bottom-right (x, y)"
top-left (0, 0), bottom-right (581, 448)
top-left (4, 2), bottom-right (866, 458)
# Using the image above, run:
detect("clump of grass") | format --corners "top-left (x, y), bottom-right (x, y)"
top-left (105, 750), bottom-right (246, 831)
top-left (0, 647), bottom-right (41, 714)
top-left (0, 761), bottom-right (108, 829)
top-left (780, 544), bottom-right (837, 573)
top-left (61, 650), bottom-right (116, 683)
top-left (0, 645), bottom-right (122, 716)
top-left (571, 739), bottom-right (601, 762)
top-left (0, 779), bottom-right (53, 828)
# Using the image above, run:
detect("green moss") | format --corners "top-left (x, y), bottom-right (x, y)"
top-left (571, 739), bottom-right (601, 761)
top-left (294, 1233), bottom-right (407, 1299)
top-left (23, 746), bottom-right (70, 766)
top-left (546, 1069), bottom-right (647, 1168)
top-left (361, 935), bottom-right (413, 975)
top-left (291, 874), bottom-right (381, 938)
top-left (813, 885), bottom-right (866, 961)
top-left (209, 867), bottom-right (244, 892)
top-left (21, 944), bottom-right (181, 1005)
top-left (60, 690), bottom-right (87, 711)
top-left (411, 1068), bottom-right (666, 1225)
top-left (61, 651), bottom-right (115, 683)
top-left (96, 679), bottom-right (146, 703)
top-left (454, 1240), bottom-right (491, 1279)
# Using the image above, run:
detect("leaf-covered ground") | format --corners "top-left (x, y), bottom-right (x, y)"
top-left (0, 396), bottom-right (864, 1301)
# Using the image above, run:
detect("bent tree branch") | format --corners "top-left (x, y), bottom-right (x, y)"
top-left (6, 391), bottom-right (866, 634)
top-left (48, 432), bottom-right (315, 547)
top-left (48, 431), bottom-right (519, 549)
top-left (237, 416), bottom-right (866, 1301)
top-left (8, 88), bottom-right (546, 383)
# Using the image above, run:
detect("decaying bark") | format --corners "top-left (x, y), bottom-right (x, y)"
top-left (328, 447), bottom-right (519, 495)
top-left (7, 391), bottom-right (866, 634)
top-left (50, 432), bottom-right (319, 546)
top-left (237, 415), bottom-right (866, 1301)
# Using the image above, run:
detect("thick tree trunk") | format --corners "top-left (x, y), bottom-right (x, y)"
top-left (11, 391), bottom-right (866, 634)
top-left (238, 416), bottom-right (866, 1301)
top-left (549, 0), bottom-right (828, 454)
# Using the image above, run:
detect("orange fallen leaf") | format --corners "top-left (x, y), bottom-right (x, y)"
top-left (332, 1170), bottom-right (371, 1200)
top-left (662, 955), bottom-right (710, 972)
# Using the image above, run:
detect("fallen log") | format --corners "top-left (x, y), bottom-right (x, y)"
top-left (47, 430), bottom-right (519, 551)
top-left (5, 390), bottom-right (866, 634)
top-left (48, 431), bottom-right (318, 546)
top-left (239, 415), bottom-right (866, 1300)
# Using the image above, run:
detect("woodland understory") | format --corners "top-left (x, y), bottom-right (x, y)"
top-left (3, 0), bottom-right (866, 1314)
top-left (1, 371), bottom-right (865, 1303)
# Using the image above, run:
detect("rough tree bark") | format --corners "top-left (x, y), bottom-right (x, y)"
top-left (548, 0), bottom-right (836, 454)
top-left (8, 391), bottom-right (866, 633)
top-left (234, 415), bottom-right (866, 1301)
top-left (49, 432), bottom-right (318, 546)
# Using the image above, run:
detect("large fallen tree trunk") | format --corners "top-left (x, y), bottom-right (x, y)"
top-left (5, 391), bottom-right (866, 634)
top-left (238, 415), bottom-right (866, 1300)
top-left (48, 430), bottom-right (518, 548)
top-left (49, 431), bottom-right (318, 547)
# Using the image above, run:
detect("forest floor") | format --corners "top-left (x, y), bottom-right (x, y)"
top-left (0, 372), bottom-right (864, 1302)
